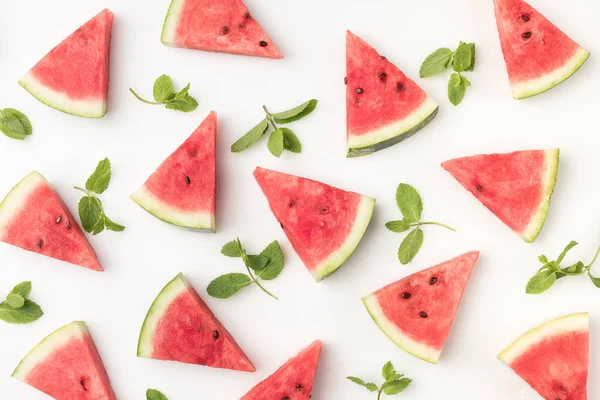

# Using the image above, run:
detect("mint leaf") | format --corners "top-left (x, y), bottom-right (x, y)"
top-left (103, 214), bottom-right (125, 232)
top-left (526, 269), bottom-right (556, 294)
top-left (0, 108), bottom-right (32, 140)
top-left (588, 270), bottom-right (600, 288)
top-left (85, 158), bottom-right (111, 194)
top-left (146, 388), bottom-right (168, 400)
top-left (78, 196), bottom-right (103, 233)
top-left (382, 378), bottom-right (412, 395)
top-left (557, 241), bottom-right (578, 264)
top-left (464, 43), bottom-right (476, 72)
top-left (153, 75), bottom-right (175, 103)
top-left (395, 184), bottom-right (423, 223)
top-left (6, 293), bottom-right (24, 309)
top-left (267, 128), bottom-right (285, 157)
top-left (222, 240), bottom-right (243, 257)
top-left (453, 42), bottom-right (472, 73)
top-left (165, 95), bottom-right (198, 112)
top-left (386, 220), bottom-right (411, 233)
top-left (207, 273), bottom-right (252, 299)
top-left (11, 281), bottom-right (31, 298)
top-left (231, 118), bottom-right (269, 153)
top-left (272, 99), bottom-right (318, 124)
top-left (131, 76), bottom-right (198, 112)
top-left (538, 255), bottom-right (549, 264)
top-left (346, 377), bottom-right (378, 392)
top-left (382, 361), bottom-right (395, 381)
top-left (398, 228), bottom-right (424, 265)
top-left (257, 241), bottom-right (284, 280)
top-left (281, 128), bottom-right (301, 153)
top-left (0, 300), bottom-right (43, 324)
top-left (91, 214), bottom-right (105, 235)
top-left (246, 255), bottom-right (269, 271)
top-left (448, 72), bottom-right (468, 106)
top-left (419, 48), bottom-right (453, 78)
top-left (174, 83), bottom-right (190, 100)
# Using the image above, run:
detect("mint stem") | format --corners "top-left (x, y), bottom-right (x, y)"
top-left (262, 105), bottom-right (278, 131)
top-left (129, 89), bottom-right (162, 105)
top-left (245, 261), bottom-right (279, 300)
top-left (414, 221), bottom-right (456, 232)
top-left (587, 246), bottom-right (600, 269)
top-left (74, 186), bottom-right (90, 195)
top-left (377, 389), bottom-right (382, 400)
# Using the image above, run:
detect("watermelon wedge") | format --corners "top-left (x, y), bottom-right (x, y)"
top-left (241, 341), bottom-right (322, 399)
top-left (253, 167), bottom-right (375, 281)
top-left (137, 273), bottom-right (255, 372)
top-left (499, 313), bottom-right (588, 400)
top-left (161, 0), bottom-right (283, 59)
top-left (12, 321), bottom-right (116, 400)
top-left (442, 149), bottom-right (559, 242)
top-left (363, 252), bottom-right (479, 364)
top-left (493, 0), bottom-right (589, 99)
top-left (19, 9), bottom-right (113, 118)
top-left (0, 171), bottom-right (102, 271)
top-left (346, 31), bottom-right (438, 157)
top-left (131, 111), bottom-right (217, 232)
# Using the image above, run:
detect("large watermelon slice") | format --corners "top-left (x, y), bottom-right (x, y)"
top-left (493, 0), bottom-right (589, 99)
top-left (363, 252), bottom-right (479, 364)
top-left (131, 111), bottom-right (217, 232)
top-left (19, 9), bottom-right (113, 118)
top-left (241, 341), bottom-right (322, 399)
top-left (499, 313), bottom-right (588, 400)
top-left (253, 167), bottom-right (375, 281)
top-left (442, 149), bottom-right (559, 243)
top-left (0, 171), bottom-right (102, 271)
top-left (12, 321), bottom-right (116, 400)
top-left (161, 0), bottom-right (283, 59)
top-left (137, 273), bottom-right (255, 372)
top-left (346, 31), bottom-right (438, 157)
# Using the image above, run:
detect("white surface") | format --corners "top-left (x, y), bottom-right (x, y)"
top-left (0, 0), bottom-right (598, 399)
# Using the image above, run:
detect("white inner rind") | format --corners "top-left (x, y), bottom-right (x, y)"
top-left (347, 97), bottom-right (438, 150)
top-left (311, 196), bottom-right (375, 281)
top-left (512, 47), bottom-right (590, 99)
top-left (363, 294), bottom-right (441, 364)
top-left (160, 0), bottom-right (185, 45)
top-left (498, 312), bottom-right (588, 365)
top-left (0, 171), bottom-right (45, 237)
top-left (19, 72), bottom-right (106, 118)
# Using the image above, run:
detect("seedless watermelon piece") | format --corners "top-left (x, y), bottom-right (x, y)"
top-left (0, 171), bottom-right (102, 271)
top-left (442, 149), bottom-right (559, 242)
top-left (131, 111), bottom-right (217, 231)
top-left (19, 9), bottom-right (113, 118)
top-left (346, 31), bottom-right (438, 157)
top-left (363, 252), bottom-right (479, 364)
top-left (493, 0), bottom-right (589, 99)
top-left (498, 313), bottom-right (588, 400)
top-left (161, 0), bottom-right (283, 59)
top-left (241, 341), bottom-right (322, 399)
top-left (138, 273), bottom-right (255, 372)
top-left (254, 167), bottom-right (375, 281)
top-left (12, 321), bottom-right (116, 400)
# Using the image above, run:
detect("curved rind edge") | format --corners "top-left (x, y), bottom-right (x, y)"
top-left (0, 171), bottom-right (46, 236)
top-left (160, 0), bottom-right (184, 46)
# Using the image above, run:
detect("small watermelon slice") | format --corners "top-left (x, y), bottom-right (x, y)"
top-left (493, 0), bottom-right (589, 99)
top-left (442, 149), bottom-right (559, 242)
top-left (12, 321), bottom-right (116, 400)
top-left (253, 167), bottom-right (375, 281)
top-left (137, 273), bottom-right (255, 372)
top-left (19, 9), bottom-right (114, 118)
top-left (499, 313), bottom-right (588, 400)
top-left (241, 341), bottom-right (322, 399)
top-left (131, 111), bottom-right (217, 232)
top-left (363, 252), bottom-right (479, 364)
top-left (161, 0), bottom-right (283, 59)
top-left (346, 31), bottom-right (438, 157)
top-left (0, 171), bottom-right (102, 271)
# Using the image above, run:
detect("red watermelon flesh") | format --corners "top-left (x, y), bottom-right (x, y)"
top-left (442, 149), bottom-right (559, 242)
top-left (363, 252), bottom-right (479, 364)
top-left (253, 167), bottom-right (375, 281)
top-left (161, 0), bottom-right (282, 59)
top-left (131, 111), bottom-right (217, 231)
top-left (346, 31), bottom-right (438, 157)
top-left (19, 9), bottom-right (113, 118)
top-left (0, 171), bottom-right (102, 271)
top-left (241, 341), bottom-right (322, 400)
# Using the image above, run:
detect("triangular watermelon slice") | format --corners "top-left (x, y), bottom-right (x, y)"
top-left (493, 0), bottom-right (589, 99)
top-left (19, 9), bottom-right (114, 118)
top-left (363, 252), bottom-right (479, 364)
top-left (442, 149), bottom-right (559, 242)
top-left (12, 321), bottom-right (116, 400)
top-left (346, 31), bottom-right (438, 157)
top-left (253, 167), bottom-right (375, 281)
top-left (0, 171), bottom-right (102, 271)
top-left (241, 341), bottom-right (322, 399)
top-left (131, 111), bottom-right (217, 232)
top-left (137, 273), bottom-right (255, 372)
top-left (161, 0), bottom-right (283, 59)
top-left (499, 313), bottom-right (588, 400)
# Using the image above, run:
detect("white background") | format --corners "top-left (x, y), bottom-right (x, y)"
top-left (0, 0), bottom-right (599, 398)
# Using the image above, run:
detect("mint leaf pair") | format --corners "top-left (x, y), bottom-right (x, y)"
top-left (0, 281), bottom-right (43, 324)
top-left (75, 158), bottom-right (125, 235)
top-left (347, 361), bottom-right (412, 398)
top-left (0, 108), bottom-right (32, 140)
top-left (231, 99), bottom-right (317, 157)
top-left (147, 389), bottom-right (167, 400)
top-left (207, 238), bottom-right (285, 300)
top-left (130, 74), bottom-right (198, 112)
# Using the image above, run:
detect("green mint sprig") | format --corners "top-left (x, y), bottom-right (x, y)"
top-left (207, 238), bottom-right (284, 300)
top-left (231, 99), bottom-right (317, 157)
top-left (74, 158), bottom-right (125, 235)
top-left (419, 42), bottom-right (475, 106)
top-left (0, 108), bottom-right (32, 140)
top-left (129, 74), bottom-right (198, 112)
top-left (347, 361), bottom-right (412, 399)
top-left (147, 389), bottom-right (168, 400)
top-left (526, 241), bottom-right (600, 294)
top-left (387, 183), bottom-right (455, 265)
top-left (0, 281), bottom-right (43, 324)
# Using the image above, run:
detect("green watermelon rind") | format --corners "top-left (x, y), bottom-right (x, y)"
top-left (347, 97), bottom-right (438, 158)
top-left (160, 0), bottom-right (185, 46)
top-left (311, 196), bottom-right (376, 281)
top-left (362, 294), bottom-right (442, 364)
top-left (0, 171), bottom-right (46, 236)
top-left (512, 47), bottom-right (590, 100)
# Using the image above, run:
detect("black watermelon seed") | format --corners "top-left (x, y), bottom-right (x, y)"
top-left (476, 185), bottom-right (483, 192)
top-left (401, 292), bottom-right (411, 299)
top-left (522, 31), bottom-right (532, 39)
top-left (354, 98), bottom-right (360, 105)
top-left (318, 206), bottom-right (329, 215)
top-left (282, 397), bottom-right (290, 400)
top-left (419, 311), bottom-right (428, 318)
top-left (55, 216), bottom-right (62, 224)
top-left (344, 77), bottom-right (348, 85)
top-left (296, 384), bottom-right (302, 390)
top-left (222, 26), bottom-right (229, 34)
top-left (245, 12), bottom-right (250, 18)
top-left (430, 277), bottom-right (438, 285)
top-left (67, 221), bottom-right (72, 229)
top-left (380, 55), bottom-right (387, 60)
top-left (80, 379), bottom-right (87, 391)
top-left (397, 82), bottom-right (405, 92)
top-left (259, 40), bottom-right (268, 47)
top-left (521, 14), bottom-right (530, 22)
top-left (379, 72), bottom-right (387, 80)
top-left (355, 87), bottom-right (364, 94)
top-left (213, 330), bottom-right (219, 339)
top-left (185, 176), bottom-right (191, 184)
top-left (280, 222), bottom-right (284, 229)
top-left (37, 239), bottom-right (44, 249)
top-left (289, 200), bottom-right (296, 208)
